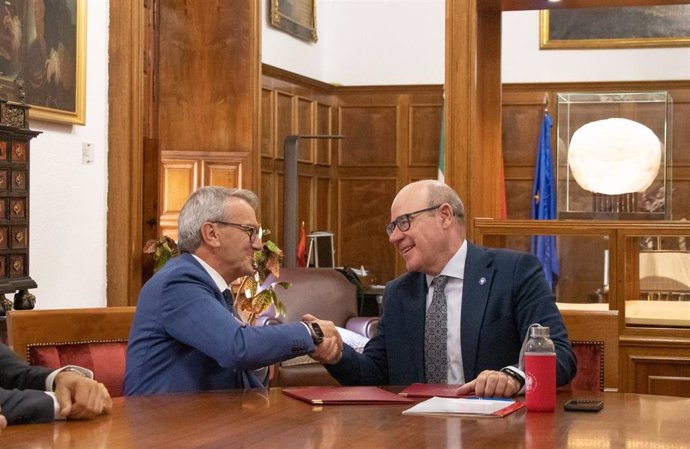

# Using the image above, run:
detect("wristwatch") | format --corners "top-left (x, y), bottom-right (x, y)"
top-left (60, 365), bottom-right (94, 379)
top-left (307, 321), bottom-right (324, 345)
top-left (500, 366), bottom-right (525, 389)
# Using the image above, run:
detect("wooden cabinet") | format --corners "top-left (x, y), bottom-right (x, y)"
top-left (0, 84), bottom-right (40, 314)
top-left (474, 218), bottom-right (690, 396)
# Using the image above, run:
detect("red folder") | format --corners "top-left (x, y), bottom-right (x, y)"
top-left (282, 386), bottom-right (414, 405)
top-left (399, 383), bottom-right (468, 398)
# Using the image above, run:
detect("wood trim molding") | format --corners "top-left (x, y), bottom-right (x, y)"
top-left (107, 1), bottom-right (146, 306)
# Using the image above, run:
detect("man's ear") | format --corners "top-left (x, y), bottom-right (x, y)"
top-left (439, 203), bottom-right (454, 226)
top-left (200, 222), bottom-right (221, 247)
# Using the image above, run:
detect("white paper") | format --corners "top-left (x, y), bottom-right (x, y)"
top-left (402, 396), bottom-right (514, 416)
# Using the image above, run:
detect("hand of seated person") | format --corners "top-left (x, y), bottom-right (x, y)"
top-left (309, 336), bottom-right (342, 365)
top-left (455, 370), bottom-right (520, 398)
top-left (0, 406), bottom-right (6, 432)
top-left (54, 371), bottom-right (113, 420)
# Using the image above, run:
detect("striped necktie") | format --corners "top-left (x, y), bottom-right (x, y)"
top-left (425, 275), bottom-right (449, 384)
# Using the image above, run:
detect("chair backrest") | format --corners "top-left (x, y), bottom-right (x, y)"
top-left (560, 308), bottom-right (619, 391)
top-left (262, 268), bottom-right (358, 326)
top-left (7, 307), bottom-right (136, 397)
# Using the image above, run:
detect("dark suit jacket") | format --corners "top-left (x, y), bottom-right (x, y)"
top-left (0, 344), bottom-right (54, 424)
top-left (327, 243), bottom-right (577, 387)
top-left (125, 253), bottom-right (316, 395)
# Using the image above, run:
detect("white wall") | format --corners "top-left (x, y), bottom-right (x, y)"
top-left (262, 0), bottom-right (446, 85)
top-left (28, 0), bottom-right (109, 309)
top-left (502, 11), bottom-right (690, 83)
top-left (261, 0), bottom-right (328, 81)
top-left (263, 2), bottom-right (690, 85)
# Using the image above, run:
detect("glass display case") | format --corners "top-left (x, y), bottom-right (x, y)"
top-left (556, 92), bottom-right (673, 220)
top-left (473, 219), bottom-right (690, 329)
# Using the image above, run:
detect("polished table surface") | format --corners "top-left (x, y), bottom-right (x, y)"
top-left (2, 389), bottom-right (690, 448)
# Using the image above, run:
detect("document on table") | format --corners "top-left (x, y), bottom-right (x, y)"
top-left (402, 396), bottom-right (524, 418)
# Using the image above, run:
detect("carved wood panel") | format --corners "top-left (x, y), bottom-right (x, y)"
top-left (276, 92), bottom-right (294, 159)
top-left (623, 350), bottom-right (690, 397)
top-left (409, 105), bottom-right (442, 167)
top-left (339, 106), bottom-right (398, 167)
top-left (160, 152), bottom-right (245, 239)
top-left (261, 89), bottom-right (274, 157)
top-left (338, 178), bottom-right (398, 284)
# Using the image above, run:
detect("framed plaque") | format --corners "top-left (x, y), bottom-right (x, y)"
top-left (270, 0), bottom-right (317, 43)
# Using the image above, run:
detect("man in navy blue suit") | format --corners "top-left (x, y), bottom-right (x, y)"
top-left (125, 187), bottom-right (341, 395)
top-left (1, 343), bottom-right (112, 425)
top-left (311, 180), bottom-right (576, 397)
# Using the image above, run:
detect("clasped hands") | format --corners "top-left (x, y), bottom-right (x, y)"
top-left (302, 314), bottom-right (343, 364)
top-left (54, 370), bottom-right (112, 420)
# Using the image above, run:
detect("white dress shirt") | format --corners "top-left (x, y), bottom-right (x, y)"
top-left (425, 240), bottom-right (467, 384)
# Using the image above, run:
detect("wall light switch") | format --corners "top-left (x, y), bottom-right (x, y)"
top-left (82, 142), bottom-right (94, 165)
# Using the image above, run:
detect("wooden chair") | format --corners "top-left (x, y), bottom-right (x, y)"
top-left (560, 308), bottom-right (619, 392)
top-left (6, 307), bottom-right (136, 397)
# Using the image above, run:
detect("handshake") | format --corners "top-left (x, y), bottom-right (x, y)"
top-left (302, 314), bottom-right (344, 365)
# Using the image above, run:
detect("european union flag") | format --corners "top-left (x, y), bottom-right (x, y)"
top-left (531, 112), bottom-right (559, 289)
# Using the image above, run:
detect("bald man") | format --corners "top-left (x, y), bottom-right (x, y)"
top-left (312, 180), bottom-right (576, 397)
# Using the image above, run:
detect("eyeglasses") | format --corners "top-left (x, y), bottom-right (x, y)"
top-left (212, 221), bottom-right (263, 242)
top-left (385, 205), bottom-right (442, 236)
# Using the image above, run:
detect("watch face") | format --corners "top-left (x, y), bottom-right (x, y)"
top-left (310, 322), bottom-right (324, 342)
top-left (310, 322), bottom-right (323, 340)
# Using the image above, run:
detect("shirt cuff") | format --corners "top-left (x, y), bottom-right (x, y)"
top-left (46, 365), bottom-right (94, 392)
top-left (500, 366), bottom-right (526, 395)
top-left (43, 392), bottom-right (65, 420)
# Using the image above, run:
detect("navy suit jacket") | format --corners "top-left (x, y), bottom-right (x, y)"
top-left (125, 253), bottom-right (315, 395)
top-left (0, 344), bottom-right (54, 424)
top-left (327, 243), bottom-right (577, 387)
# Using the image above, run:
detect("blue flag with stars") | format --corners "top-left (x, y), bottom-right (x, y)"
top-left (531, 112), bottom-right (559, 289)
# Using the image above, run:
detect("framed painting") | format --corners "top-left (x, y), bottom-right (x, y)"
top-left (270, 0), bottom-right (317, 43)
top-left (540, 5), bottom-right (690, 49)
top-left (0, 0), bottom-right (86, 124)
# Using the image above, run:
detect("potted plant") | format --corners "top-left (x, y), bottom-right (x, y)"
top-left (143, 230), bottom-right (289, 325)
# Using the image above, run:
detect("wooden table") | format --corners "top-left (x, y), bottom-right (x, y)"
top-left (2, 390), bottom-right (689, 448)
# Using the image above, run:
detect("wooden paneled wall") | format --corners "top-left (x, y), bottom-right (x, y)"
top-left (261, 69), bottom-right (690, 286)
top-left (261, 66), bottom-right (442, 284)
top-left (158, 1), bottom-right (259, 166)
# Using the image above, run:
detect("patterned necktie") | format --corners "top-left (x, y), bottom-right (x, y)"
top-left (425, 275), bottom-right (449, 384)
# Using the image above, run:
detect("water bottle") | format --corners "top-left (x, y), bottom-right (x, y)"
top-left (524, 325), bottom-right (556, 412)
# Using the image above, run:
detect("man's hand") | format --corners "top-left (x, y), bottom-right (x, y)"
top-left (310, 336), bottom-right (342, 364)
top-left (54, 371), bottom-right (113, 420)
top-left (302, 314), bottom-right (344, 364)
top-left (0, 405), bottom-right (6, 432)
top-left (455, 370), bottom-right (520, 398)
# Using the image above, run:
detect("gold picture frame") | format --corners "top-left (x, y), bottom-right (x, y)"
top-left (540, 6), bottom-right (690, 49)
top-left (270, 0), bottom-right (318, 43)
top-left (0, 0), bottom-right (86, 125)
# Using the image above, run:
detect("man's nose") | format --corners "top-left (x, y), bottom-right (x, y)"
top-left (388, 226), bottom-right (403, 244)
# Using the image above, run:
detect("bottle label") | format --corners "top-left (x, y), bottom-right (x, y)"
top-left (525, 352), bottom-right (556, 412)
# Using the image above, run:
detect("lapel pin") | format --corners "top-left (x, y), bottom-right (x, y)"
top-left (479, 277), bottom-right (486, 286)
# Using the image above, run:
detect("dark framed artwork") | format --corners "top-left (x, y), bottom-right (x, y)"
top-left (541, 5), bottom-right (690, 49)
top-left (270, 0), bottom-right (317, 43)
top-left (0, 0), bottom-right (85, 124)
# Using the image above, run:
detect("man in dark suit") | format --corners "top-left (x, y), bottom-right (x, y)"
top-left (0, 343), bottom-right (112, 425)
top-left (311, 180), bottom-right (576, 397)
top-left (125, 187), bottom-right (341, 395)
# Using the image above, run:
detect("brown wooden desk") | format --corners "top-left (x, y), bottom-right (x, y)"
top-left (2, 390), bottom-right (689, 448)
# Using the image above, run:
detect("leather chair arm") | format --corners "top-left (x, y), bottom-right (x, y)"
top-left (345, 317), bottom-right (379, 338)
top-left (255, 315), bottom-right (282, 327)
